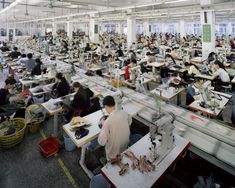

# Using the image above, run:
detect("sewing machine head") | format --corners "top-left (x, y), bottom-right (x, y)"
top-left (149, 113), bottom-right (175, 141)
top-left (149, 113), bottom-right (175, 162)
top-left (129, 65), bottom-right (141, 82)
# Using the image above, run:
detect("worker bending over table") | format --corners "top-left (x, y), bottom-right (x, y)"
top-left (186, 78), bottom-right (204, 106)
top-left (65, 82), bottom-right (94, 121)
top-left (89, 95), bottom-right (132, 188)
top-left (51, 72), bottom-right (70, 98)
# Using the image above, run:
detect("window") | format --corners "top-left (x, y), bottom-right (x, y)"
top-left (136, 24), bottom-right (143, 34)
top-left (232, 23), bottom-right (235, 35)
top-left (185, 23), bottom-right (193, 34)
top-left (152, 24), bottom-right (161, 33)
top-left (167, 24), bottom-right (175, 34)
top-left (0, 28), bottom-right (7, 36)
top-left (193, 23), bottom-right (201, 36)
top-left (219, 23), bottom-right (227, 35)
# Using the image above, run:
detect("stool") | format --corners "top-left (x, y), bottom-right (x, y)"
top-left (221, 85), bottom-right (232, 92)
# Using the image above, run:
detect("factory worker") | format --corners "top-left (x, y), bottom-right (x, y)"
top-left (51, 72), bottom-right (70, 98)
top-left (98, 96), bottom-right (131, 160)
top-left (213, 60), bottom-right (230, 91)
top-left (186, 78), bottom-right (204, 105)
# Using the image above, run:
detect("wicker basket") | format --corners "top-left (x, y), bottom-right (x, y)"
top-left (0, 118), bottom-right (26, 149)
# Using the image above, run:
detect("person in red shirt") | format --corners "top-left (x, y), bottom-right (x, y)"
top-left (125, 59), bottom-right (137, 80)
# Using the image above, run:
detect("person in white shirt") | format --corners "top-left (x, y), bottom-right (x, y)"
top-left (213, 60), bottom-right (230, 91)
top-left (98, 95), bottom-right (131, 160)
top-left (95, 44), bottom-right (102, 55)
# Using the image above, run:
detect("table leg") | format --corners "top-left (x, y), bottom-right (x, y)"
top-left (152, 67), bottom-right (155, 73)
top-left (53, 113), bottom-right (58, 136)
top-left (79, 144), bottom-right (94, 179)
top-left (177, 93), bottom-right (181, 106)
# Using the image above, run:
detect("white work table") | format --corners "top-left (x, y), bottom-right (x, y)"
top-left (231, 77), bottom-right (235, 84)
top-left (63, 110), bottom-right (103, 178)
top-left (19, 75), bottom-right (54, 90)
top-left (147, 62), bottom-right (165, 73)
top-left (101, 134), bottom-right (190, 188)
top-left (195, 73), bottom-right (216, 81)
top-left (41, 94), bottom-right (74, 136)
top-left (150, 85), bottom-right (185, 104)
top-left (188, 91), bottom-right (232, 118)
top-left (29, 83), bottom-right (54, 97)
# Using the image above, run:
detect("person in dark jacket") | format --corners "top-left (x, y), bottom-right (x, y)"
top-left (0, 42), bottom-right (9, 52)
top-left (186, 78), bottom-right (204, 106)
top-left (65, 82), bottom-right (94, 121)
top-left (0, 77), bottom-right (17, 104)
top-left (31, 58), bottom-right (42, 76)
top-left (8, 47), bottom-right (21, 59)
top-left (52, 73), bottom-right (70, 98)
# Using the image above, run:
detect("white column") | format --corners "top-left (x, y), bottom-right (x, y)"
top-left (41, 23), bottom-right (46, 36)
top-left (127, 16), bottom-right (136, 48)
top-left (67, 21), bottom-right (73, 39)
top-left (161, 23), bottom-right (166, 33)
top-left (200, 10), bottom-right (215, 59)
top-left (227, 22), bottom-right (232, 35)
top-left (52, 20), bottom-right (57, 37)
top-left (143, 20), bottom-right (150, 36)
top-left (174, 22), bottom-right (180, 34)
top-left (179, 20), bottom-right (186, 37)
top-left (12, 28), bottom-right (15, 42)
top-left (117, 23), bottom-right (123, 34)
top-left (89, 18), bottom-right (99, 43)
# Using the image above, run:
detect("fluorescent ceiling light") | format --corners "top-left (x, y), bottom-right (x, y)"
top-left (0, 0), bottom-right (23, 15)
top-left (165, 0), bottom-right (190, 4)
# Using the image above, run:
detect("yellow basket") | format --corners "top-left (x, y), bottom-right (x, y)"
top-left (111, 79), bottom-right (122, 88)
top-left (0, 118), bottom-right (26, 149)
top-left (28, 122), bottom-right (41, 134)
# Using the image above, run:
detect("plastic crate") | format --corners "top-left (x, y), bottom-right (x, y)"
top-left (39, 136), bottom-right (61, 157)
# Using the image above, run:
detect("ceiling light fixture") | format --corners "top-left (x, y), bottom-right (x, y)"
top-left (0, 0), bottom-right (23, 15)
top-left (165, 0), bottom-right (190, 4)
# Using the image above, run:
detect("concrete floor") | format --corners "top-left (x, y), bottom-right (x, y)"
top-left (0, 117), bottom-right (90, 188)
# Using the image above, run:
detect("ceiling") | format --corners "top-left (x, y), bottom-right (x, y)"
top-left (0, 0), bottom-right (235, 25)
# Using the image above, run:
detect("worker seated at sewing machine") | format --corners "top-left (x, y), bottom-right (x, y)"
top-left (98, 95), bottom-right (132, 160)
top-left (64, 82), bottom-right (94, 122)
top-left (0, 78), bottom-right (27, 121)
top-left (212, 60), bottom-right (230, 91)
top-left (186, 77), bottom-right (204, 106)
top-left (124, 59), bottom-right (138, 81)
top-left (51, 72), bottom-right (70, 98)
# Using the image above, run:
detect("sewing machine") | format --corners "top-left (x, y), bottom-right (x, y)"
top-left (200, 81), bottom-right (221, 110)
top-left (45, 60), bottom-right (57, 77)
top-left (148, 113), bottom-right (175, 163)
top-left (129, 65), bottom-right (141, 84)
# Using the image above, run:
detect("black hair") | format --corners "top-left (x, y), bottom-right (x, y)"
top-left (146, 52), bottom-right (151, 56)
top-left (103, 96), bottom-right (115, 107)
top-left (5, 78), bottom-right (16, 85)
top-left (21, 54), bottom-right (26, 58)
top-left (73, 82), bottom-right (81, 88)
top-left (27, 53), bottom-right (33, 59)
top-left (35, 58), bottom-right (42, 64)
top-left (214, 60), bottom-right (226, 71)
top-left (165, 54), bottom-right (176, 64)
top-left (13, 47), bottom-right (18, 51)
top-left (195, 77), bottom-right (203, 83)
top-left (56, 72), bottom-right (63, 80)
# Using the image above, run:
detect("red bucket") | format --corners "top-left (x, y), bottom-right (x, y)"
top-left (39, 136), bottom-right (61, 157)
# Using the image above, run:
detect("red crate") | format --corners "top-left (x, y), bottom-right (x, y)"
top-left (39, 136), bottom-right (61, 157)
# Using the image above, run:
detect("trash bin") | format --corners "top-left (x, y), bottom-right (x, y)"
top-left (63, 133), bottom-right (76, 152)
